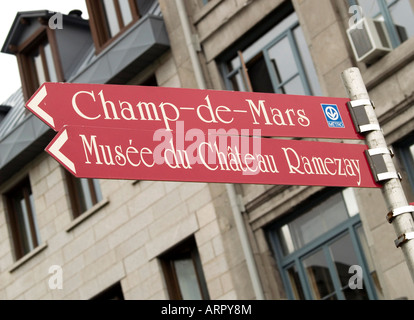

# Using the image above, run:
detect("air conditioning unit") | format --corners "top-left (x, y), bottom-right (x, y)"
top-left (346, 17), bottom-right (392, 64)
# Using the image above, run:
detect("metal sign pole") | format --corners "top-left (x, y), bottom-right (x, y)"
top-left (341, 67), bottom-right (414, 282)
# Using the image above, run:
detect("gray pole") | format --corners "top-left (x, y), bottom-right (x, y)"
top-left (341, 67), bottom-right (414, 282)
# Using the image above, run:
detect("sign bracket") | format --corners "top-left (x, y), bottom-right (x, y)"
top-left (395, 232), bottom-right (414, 248)
top-left (347, 99), bottom-right (381, 133)
top-left (365, 147), bottom-right (401, 182)
top-left (387, 206), bottom-right (414, 224)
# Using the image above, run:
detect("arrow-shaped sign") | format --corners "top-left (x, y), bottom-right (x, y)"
top-left (46, 128), bottom-right (76, 174)
top-left (26, 85), bottom-right (55, 128)
top-left (45, 125), bottom-right (378, 188)
top-left (27, 82), bottom-right (363, 140)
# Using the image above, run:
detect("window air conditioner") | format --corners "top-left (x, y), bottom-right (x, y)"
top-left (346, 17), bottom-right (392, 64)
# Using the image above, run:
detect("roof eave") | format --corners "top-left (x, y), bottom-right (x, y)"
top-left (1, 10), bottom-right (89, 54)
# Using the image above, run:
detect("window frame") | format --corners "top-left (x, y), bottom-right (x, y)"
top-left (5, 177), bottom-right (41, 260)
top-left (219, 8), bottom-right (321, 96)
top-left (86, 0), bottom-right (141, 53)
top-left (64, 170), bottom-right (103, 219)
top-left (91, 282), bottom-right (125, 300)
top-left (15, 26), bottom-right (64, 101)
top-left (160, 237), bottom-right (210, 300)
top-left (395, 132), bottom-right (414, 198)
top-left (267, 188), bottom-right (379, 300)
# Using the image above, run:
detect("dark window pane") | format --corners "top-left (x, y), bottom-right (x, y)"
top-left (160, 237), bottom-right (209, 300)
top-left (287, 265), bottom-right (306, 299)
top-left (78, 178), bottom-right (93, 211)
top-left (247, 54), bottom-right (274, 93)
top-left (329, 234), bottom-right (369, 299)
top-left (329, 234), bottom-right (360, 287)
top-left (136, 0), bottom-right (158, 15)
top-left (6, 178), bottom-right (40, 259)
top-left (174, 257), bottom-right (203, 300)
top-left (395, 133), bottom-right (414, 200)
top-left (229, 73), bottom-right (244, 91)
top-left (343, 286), bottom-right (369, 300)
top-left (14, 197), bottom-right (33, 253)
top-left (66, 170), bottom-right (102, 218)
top-left (388, 0), bottom-right (414, 40)
top-left (91, 282), bottom-right (124, 300)
top-left (303, 249), bottom-right (336, 300)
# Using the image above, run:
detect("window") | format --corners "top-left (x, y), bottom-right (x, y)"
top-left (140, 74), bottom-right (158, 87)
top-left (30, 39), bottom-right (58, 86)
top-left (65, 171), bottom-right (103, 219)
top-left (86, 0), bottom-right (159, 52)
top-left (268, 188), bottom-right (380, 300)
top-left (5, 178), bottom-right (41, 260)
top-left (17, 28), bottom-right (63, 101)
top-left (220, 4), bottom-right (322, 96)
top-left (395, 132), bottom-right (414, 199)
top-left (349, 0), bottom-right (414, 47)
top-left (0, 105), bottom-right (11, 124)
top-left (160, 237), bottom-right (210, 300)
top-left (91, 282), bottom-right (124, 300)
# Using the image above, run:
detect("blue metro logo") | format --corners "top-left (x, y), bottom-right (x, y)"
top-left (321, 104), bottom-right (345, 128)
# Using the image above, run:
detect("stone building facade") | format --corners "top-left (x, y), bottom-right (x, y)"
top-left (0, 0), bottom-right (414, 300)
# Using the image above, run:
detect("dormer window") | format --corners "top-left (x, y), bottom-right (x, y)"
top-left (19, 33), bottom-right (61, 100)
top-left (87, 0), bottom-right (141, 52)
top-left (31, 40), bottom-right (58, 85)
top-left (16, 27), bottom-right (64, 101)
top-left (2, 11), bottom-right (92, 102)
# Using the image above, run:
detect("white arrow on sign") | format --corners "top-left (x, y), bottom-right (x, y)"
top-left (26, 85), bottom-right (55, 129)
top-left (46, 129), bottom-right (76, 174)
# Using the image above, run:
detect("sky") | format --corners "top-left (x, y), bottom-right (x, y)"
top-left (0, 1), bottom-right (89, 104)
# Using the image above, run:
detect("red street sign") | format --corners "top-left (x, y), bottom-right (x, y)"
top-left (45, 125), bottom-right (379, 188)
top-left (27, 82), bottom-right (363, 140)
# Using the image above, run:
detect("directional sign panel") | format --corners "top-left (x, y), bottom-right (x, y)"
top-left (46, 125), bottom-right (378, 188)
top-left (27, 82), bottom-right (363, 140)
